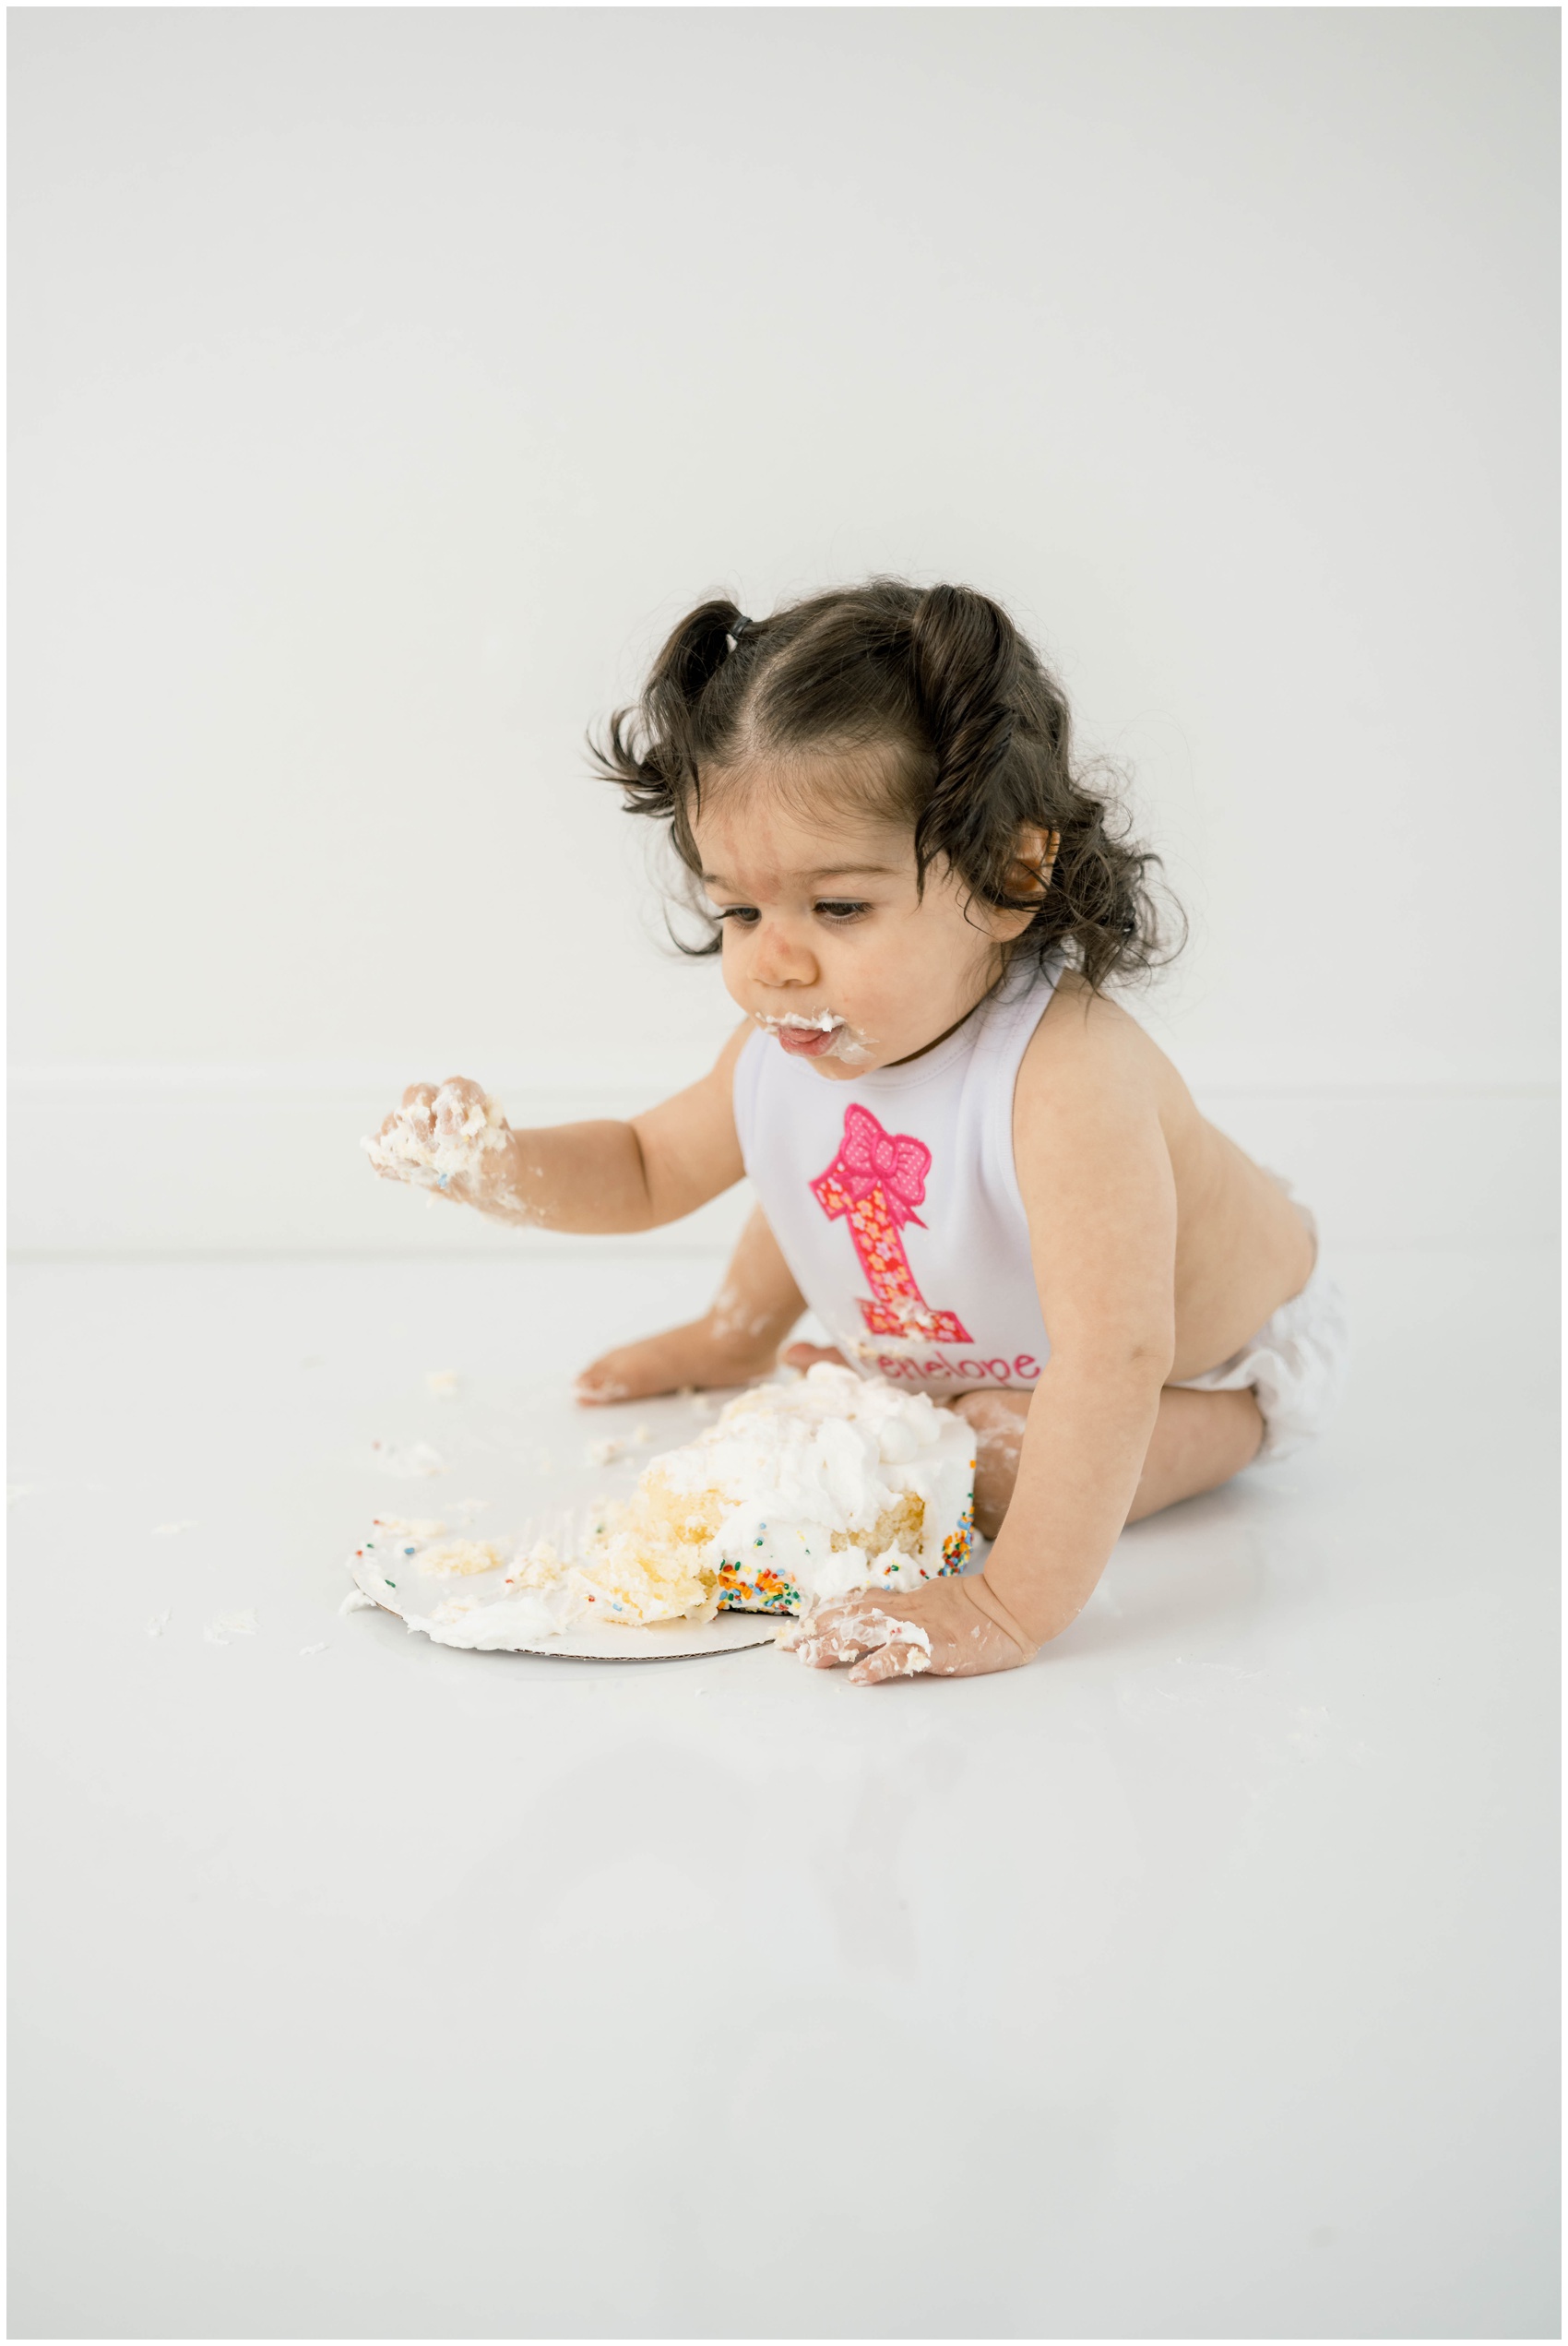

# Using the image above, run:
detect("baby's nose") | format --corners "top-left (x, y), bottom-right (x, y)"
top-left (751, 921), bottom-right (819, 987)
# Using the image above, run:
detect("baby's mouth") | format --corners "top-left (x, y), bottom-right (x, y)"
top-left (778, 1024), bottom-right (840, 1059)
top-left (753, 1008), bottom-right (875, 1066)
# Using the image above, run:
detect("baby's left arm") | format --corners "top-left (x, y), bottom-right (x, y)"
top-left (787, 997), bottom-right (1175, 1683)
top-left (980, 1005), bottom-right (1177, 1645)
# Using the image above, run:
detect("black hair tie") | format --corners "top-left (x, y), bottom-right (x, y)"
top-left (729, 613), bottom-right (754, 645)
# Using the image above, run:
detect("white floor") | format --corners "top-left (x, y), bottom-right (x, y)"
top-left (7, 1244), bottom-right (1559, 2340)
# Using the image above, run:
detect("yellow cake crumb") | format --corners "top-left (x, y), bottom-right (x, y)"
top-left (576, 1472), bottom-right (722, 1623)
top-left (828, 1491), bottom-right (926, 1559)
top-left (418, 1539), bottom-right (505, 1578)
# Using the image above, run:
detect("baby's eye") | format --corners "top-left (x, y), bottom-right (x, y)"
top-left (713, 905), bottom-right (760, 926)
top-left (814, 899), bottom-right (869, 923)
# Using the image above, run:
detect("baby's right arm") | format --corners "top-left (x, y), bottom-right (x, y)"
top-left (364, 1025), bottom-right (752, 1234)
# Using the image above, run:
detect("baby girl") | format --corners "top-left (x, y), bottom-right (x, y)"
top-left (369, 580), bottom-right (1348, 1684)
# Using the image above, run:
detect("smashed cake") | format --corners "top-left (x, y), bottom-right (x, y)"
top-left (347, 1366), bottom-right (976, 1647)
top-left (583, 1363), bottom-right (975, 1615)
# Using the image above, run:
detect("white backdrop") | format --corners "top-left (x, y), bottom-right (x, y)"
top-left (9, 7), bottom-right (1559, 1253)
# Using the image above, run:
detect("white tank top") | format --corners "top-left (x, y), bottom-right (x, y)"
top-left (732, 957), bottom-right (1063, 1396)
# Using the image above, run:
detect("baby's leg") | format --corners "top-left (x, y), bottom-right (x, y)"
top-left (1126, 1388), bottom-right (1265, 1521)
top-left (951, 1384), bottom-right (1265, 1539)
top-left (576, 1205), bottom-right (811, 1404)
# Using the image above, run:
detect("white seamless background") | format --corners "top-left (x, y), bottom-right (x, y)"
top-left (8, 8), bottom-right (1558, 1255)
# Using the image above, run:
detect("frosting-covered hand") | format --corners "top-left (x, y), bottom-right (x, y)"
top-left (778, 1573), bottom-right (1038, 1685)
top-left (363, 1077), bottom-right (508, 1198)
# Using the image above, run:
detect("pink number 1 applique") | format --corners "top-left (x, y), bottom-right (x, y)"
top-left (811, 1104), bottom-right (972, 1344)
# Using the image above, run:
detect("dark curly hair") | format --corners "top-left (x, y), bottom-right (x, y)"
top-left (593, 578), bottom-right (1180, 991)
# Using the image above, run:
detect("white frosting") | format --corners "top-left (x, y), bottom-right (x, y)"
top-left (785, 1603), bottom-right (933, 1672)
top-left (344, 1518), bottom-right (715, 1648)
top-left (204, 1610), bottom-right (258, 1646)
top-left (751, 1008), bottom-right (874, 1066)
top-left (822, 1028), bottom-right (874, 1067)
top-left (368, 1438), bottom-right (446, 1479)
top-left (361, 1085), bottom-right (507, 1190)
top-left (615, 1363), bottom-right (973, 1609)
top-left (423, 1542), bottom-right (596, 1646)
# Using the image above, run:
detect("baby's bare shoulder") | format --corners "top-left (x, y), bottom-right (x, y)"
top-left (1021, 973), bottom-right (1173, 1100)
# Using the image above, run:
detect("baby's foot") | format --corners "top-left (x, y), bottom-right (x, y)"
top-left (576, 1317), bottom-right (818, 1406)
top-left (778, 1342), bottom-right (849, 1375)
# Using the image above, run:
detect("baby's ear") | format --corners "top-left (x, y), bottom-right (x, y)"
top-left (1006, 825), bottom-right (1060, 901)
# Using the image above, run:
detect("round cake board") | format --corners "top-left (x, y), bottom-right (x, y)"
top-left (347, 1554), bottom-right (779, 1661)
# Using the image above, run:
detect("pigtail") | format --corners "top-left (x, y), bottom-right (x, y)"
top-left (905, 581), bottom-right (1174, 989)
top-left (589, 596), bottom-right (758, 959)
top-left (649, 598), bottom-right (747, 715)
top-left (591, 597), bottom-right (750, 819)
top-left (906, 585), bottom-right (1024, 901)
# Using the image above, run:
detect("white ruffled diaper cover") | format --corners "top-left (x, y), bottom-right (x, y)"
top-left (1170, 1258), bottom-right (1351, 1464)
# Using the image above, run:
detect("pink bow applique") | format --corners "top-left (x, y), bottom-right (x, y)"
top-left (813, 1104), bottom-right (931, 1229)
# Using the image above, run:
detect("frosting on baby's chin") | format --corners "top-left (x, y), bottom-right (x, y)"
top-left (822, 1027), bottom-right (874, 1066)
top-left (751, 1009), bottom-right (876, 1067)
top-left (361, 1086), bottom-right (507, 1187)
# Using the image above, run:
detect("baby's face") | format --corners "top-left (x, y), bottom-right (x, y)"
top-left (694, 766), bottom-right (1026, 1079)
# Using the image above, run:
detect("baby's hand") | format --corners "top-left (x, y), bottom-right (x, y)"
top-left (362, 1077), bottom-right (508, 1198)
top-left (778, 1574), bottom-right (1038, 1686)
